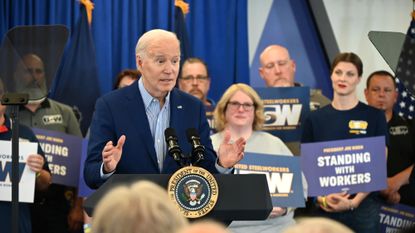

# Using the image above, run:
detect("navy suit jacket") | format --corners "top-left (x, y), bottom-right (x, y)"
top-left (84, 81), bottom-right (219, 189)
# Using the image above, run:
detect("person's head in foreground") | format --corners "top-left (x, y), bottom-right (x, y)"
top-left (282, 217), bottom-right (354, 233)
top-left (175, 220), bottom-right (230, 233)
top-left (92, 180), bottom-right (188, 233)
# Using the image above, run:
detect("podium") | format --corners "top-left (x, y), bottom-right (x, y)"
top-left (84, 174), bottom-right (272, 221)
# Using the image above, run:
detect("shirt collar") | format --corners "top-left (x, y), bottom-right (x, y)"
top-left (138, 78), bottom-right (170, 109)
top-left (18, 98), bottom-right (50, 111)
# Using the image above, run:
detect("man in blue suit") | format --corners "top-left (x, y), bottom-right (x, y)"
top-left (84, 29), bottom-right (246, 189)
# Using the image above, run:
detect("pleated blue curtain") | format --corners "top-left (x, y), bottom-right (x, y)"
top-left (1, 0), bottom-right (248, 100)
top-left (185, 0), bottom-right (249, 102)
top-left (1, 0), bottom-right (174, 95)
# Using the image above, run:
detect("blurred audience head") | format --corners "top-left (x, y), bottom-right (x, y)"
top-left (92, 180), bottom-right (188, 233)
top-left (175, 220), bottom-right (230, 233)
top-left (282, 217), bottom-right (354, 233)
top-left (113, 69), bottom-right (140, 89)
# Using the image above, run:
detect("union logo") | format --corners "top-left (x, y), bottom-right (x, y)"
top-left (168, 166), bottom-right (218, 218)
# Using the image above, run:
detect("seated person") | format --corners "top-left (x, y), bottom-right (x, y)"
top-left (211, 83), bottom-right (307, 233)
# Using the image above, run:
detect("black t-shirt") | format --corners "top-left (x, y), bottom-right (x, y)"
top-left (387, 112), bottom-right (415, 206)
top-left (302, 102), bottom-right (388, 143)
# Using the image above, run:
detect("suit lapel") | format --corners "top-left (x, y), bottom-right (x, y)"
top-left (125, 83), bottom-right (158, 167)
top-left (170, 89), bottom-right (184, 134)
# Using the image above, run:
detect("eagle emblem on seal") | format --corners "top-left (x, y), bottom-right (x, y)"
top-left (183, 179), bottom-right (205, 206)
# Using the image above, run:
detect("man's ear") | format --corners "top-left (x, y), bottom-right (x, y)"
top-left (259, 67), bottom-right (265, 79)
top-left (364, 88), bottom-right (369, 102)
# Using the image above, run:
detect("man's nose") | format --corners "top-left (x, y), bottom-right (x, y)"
top-left (273, 64), bottom-right (281, 73)
top-left (164, 62), bottom-right (175, 73)
top-left (191, 78), bottom-right (199, 85)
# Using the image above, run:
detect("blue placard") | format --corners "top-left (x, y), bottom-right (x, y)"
top-left (255, 87), bottom-right (310, 142)
top-left (234, 152), bottom-right (305, 207)
top-left (205, 104), bottom-right (216, 135)
top-left (78, 138), bottom-right (94, 197)
top-left (380, 203), bottom-right (415, 232)
top-left (301, 136), bottom-right (387, 196)
top-left (32, 128), bottom-right (83, 187)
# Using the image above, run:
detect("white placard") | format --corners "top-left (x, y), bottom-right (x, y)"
top-left (0, 140), bottom-right (38, 203)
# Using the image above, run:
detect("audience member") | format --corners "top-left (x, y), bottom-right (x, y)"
top-left (92, 181), bottom-right (188, 233)
top-left (84, 29), bottom-right (245, 189)
top-left (12, 53), bottom-right (84, 233)
top-left (365, 70), bottom-right (415, 207)
top-left (259, 45), bottom-right (330, 155)
top-left (259, 45), bottom-right (330, 110)
top-left (211, 83), bottom-right (307, 233)
top-left (178, 57), bottom-right (214, 106)
top-left (113, 69), bottom-right (140, 90)
top-left (282, 217), bottom-right (354, 233)
top-left (301, 52), bottom-right (387, 232)
top-left (176, 220), bottom-right (230, 233)
top-left (0, 78), bottom-right (51, 233)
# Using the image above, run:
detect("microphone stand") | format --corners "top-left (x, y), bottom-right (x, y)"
top-left (1, 92), bottom-right (28, 233)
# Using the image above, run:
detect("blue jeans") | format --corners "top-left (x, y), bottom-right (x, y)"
top-left (318, 193), bottom-right (381, 233)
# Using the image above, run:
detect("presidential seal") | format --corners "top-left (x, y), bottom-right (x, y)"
top-left (168, 166), bottom-right (219, 218)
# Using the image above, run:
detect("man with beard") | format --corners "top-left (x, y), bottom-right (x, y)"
top-left (12, 53), bottom-right (84, 233)
top-left (178, 57), bottom-right (214, 107)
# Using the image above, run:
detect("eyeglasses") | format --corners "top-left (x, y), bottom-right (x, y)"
top-left (180, 75), bottom-right (209, 82)
top-left (227, 101), bottom-right (255, 111)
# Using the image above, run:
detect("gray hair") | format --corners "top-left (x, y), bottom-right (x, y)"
top-left (92, 181), bottom-right (188, 233)
top-left (135, 29), bottom-right (180, 58)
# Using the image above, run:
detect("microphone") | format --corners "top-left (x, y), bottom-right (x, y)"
top-left (186, 128), bottom-right (205, 165)
top-left (164, 128), bottom-right (184, 166)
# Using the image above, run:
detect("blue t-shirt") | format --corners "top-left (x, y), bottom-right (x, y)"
top-left (0, 114), bottom-right (48, 233)
top-left (301, 102), bottom-right (388, 143)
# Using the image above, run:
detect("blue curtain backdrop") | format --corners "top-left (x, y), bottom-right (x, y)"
top-left (0, 0), bottom-right (174, 95)
top-left (185, 0), bottom-right (249, 101)
top-left (0, 0), bottom-right (248, 103)
top-left (49, 5), bottom-right (101, 136)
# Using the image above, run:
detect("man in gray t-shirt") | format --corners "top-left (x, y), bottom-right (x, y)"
top-left (12, 53), bottom-right (84, 233)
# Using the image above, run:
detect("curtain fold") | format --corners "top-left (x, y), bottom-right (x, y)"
top-left (1, 0), bottom-right (248, 102)
top-left (185, 0), bottom-right (249, 102)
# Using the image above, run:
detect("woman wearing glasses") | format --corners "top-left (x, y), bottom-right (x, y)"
top-left (210, 83), bottom-right (305, 233)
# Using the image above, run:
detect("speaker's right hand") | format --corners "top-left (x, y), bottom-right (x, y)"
top-left (102, 135), bottom-right (126, 173)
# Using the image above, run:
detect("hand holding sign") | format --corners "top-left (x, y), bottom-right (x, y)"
top-left (320, 192), bottom-right (350, 212)
top-left (26, 154), bottom-right (44, 173)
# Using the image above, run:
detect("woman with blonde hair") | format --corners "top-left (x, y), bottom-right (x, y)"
top-left (211, 83), bottom-right (306, 233)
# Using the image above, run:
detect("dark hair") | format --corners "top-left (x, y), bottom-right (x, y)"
top-left (179, 57), bottom-right (210, 79)
top-left (366, 70), bottom-right (396, 88)
top-left (113, 69), bottom-right (140, 90)
top-left (330, 52), bottom-right (363, 77)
